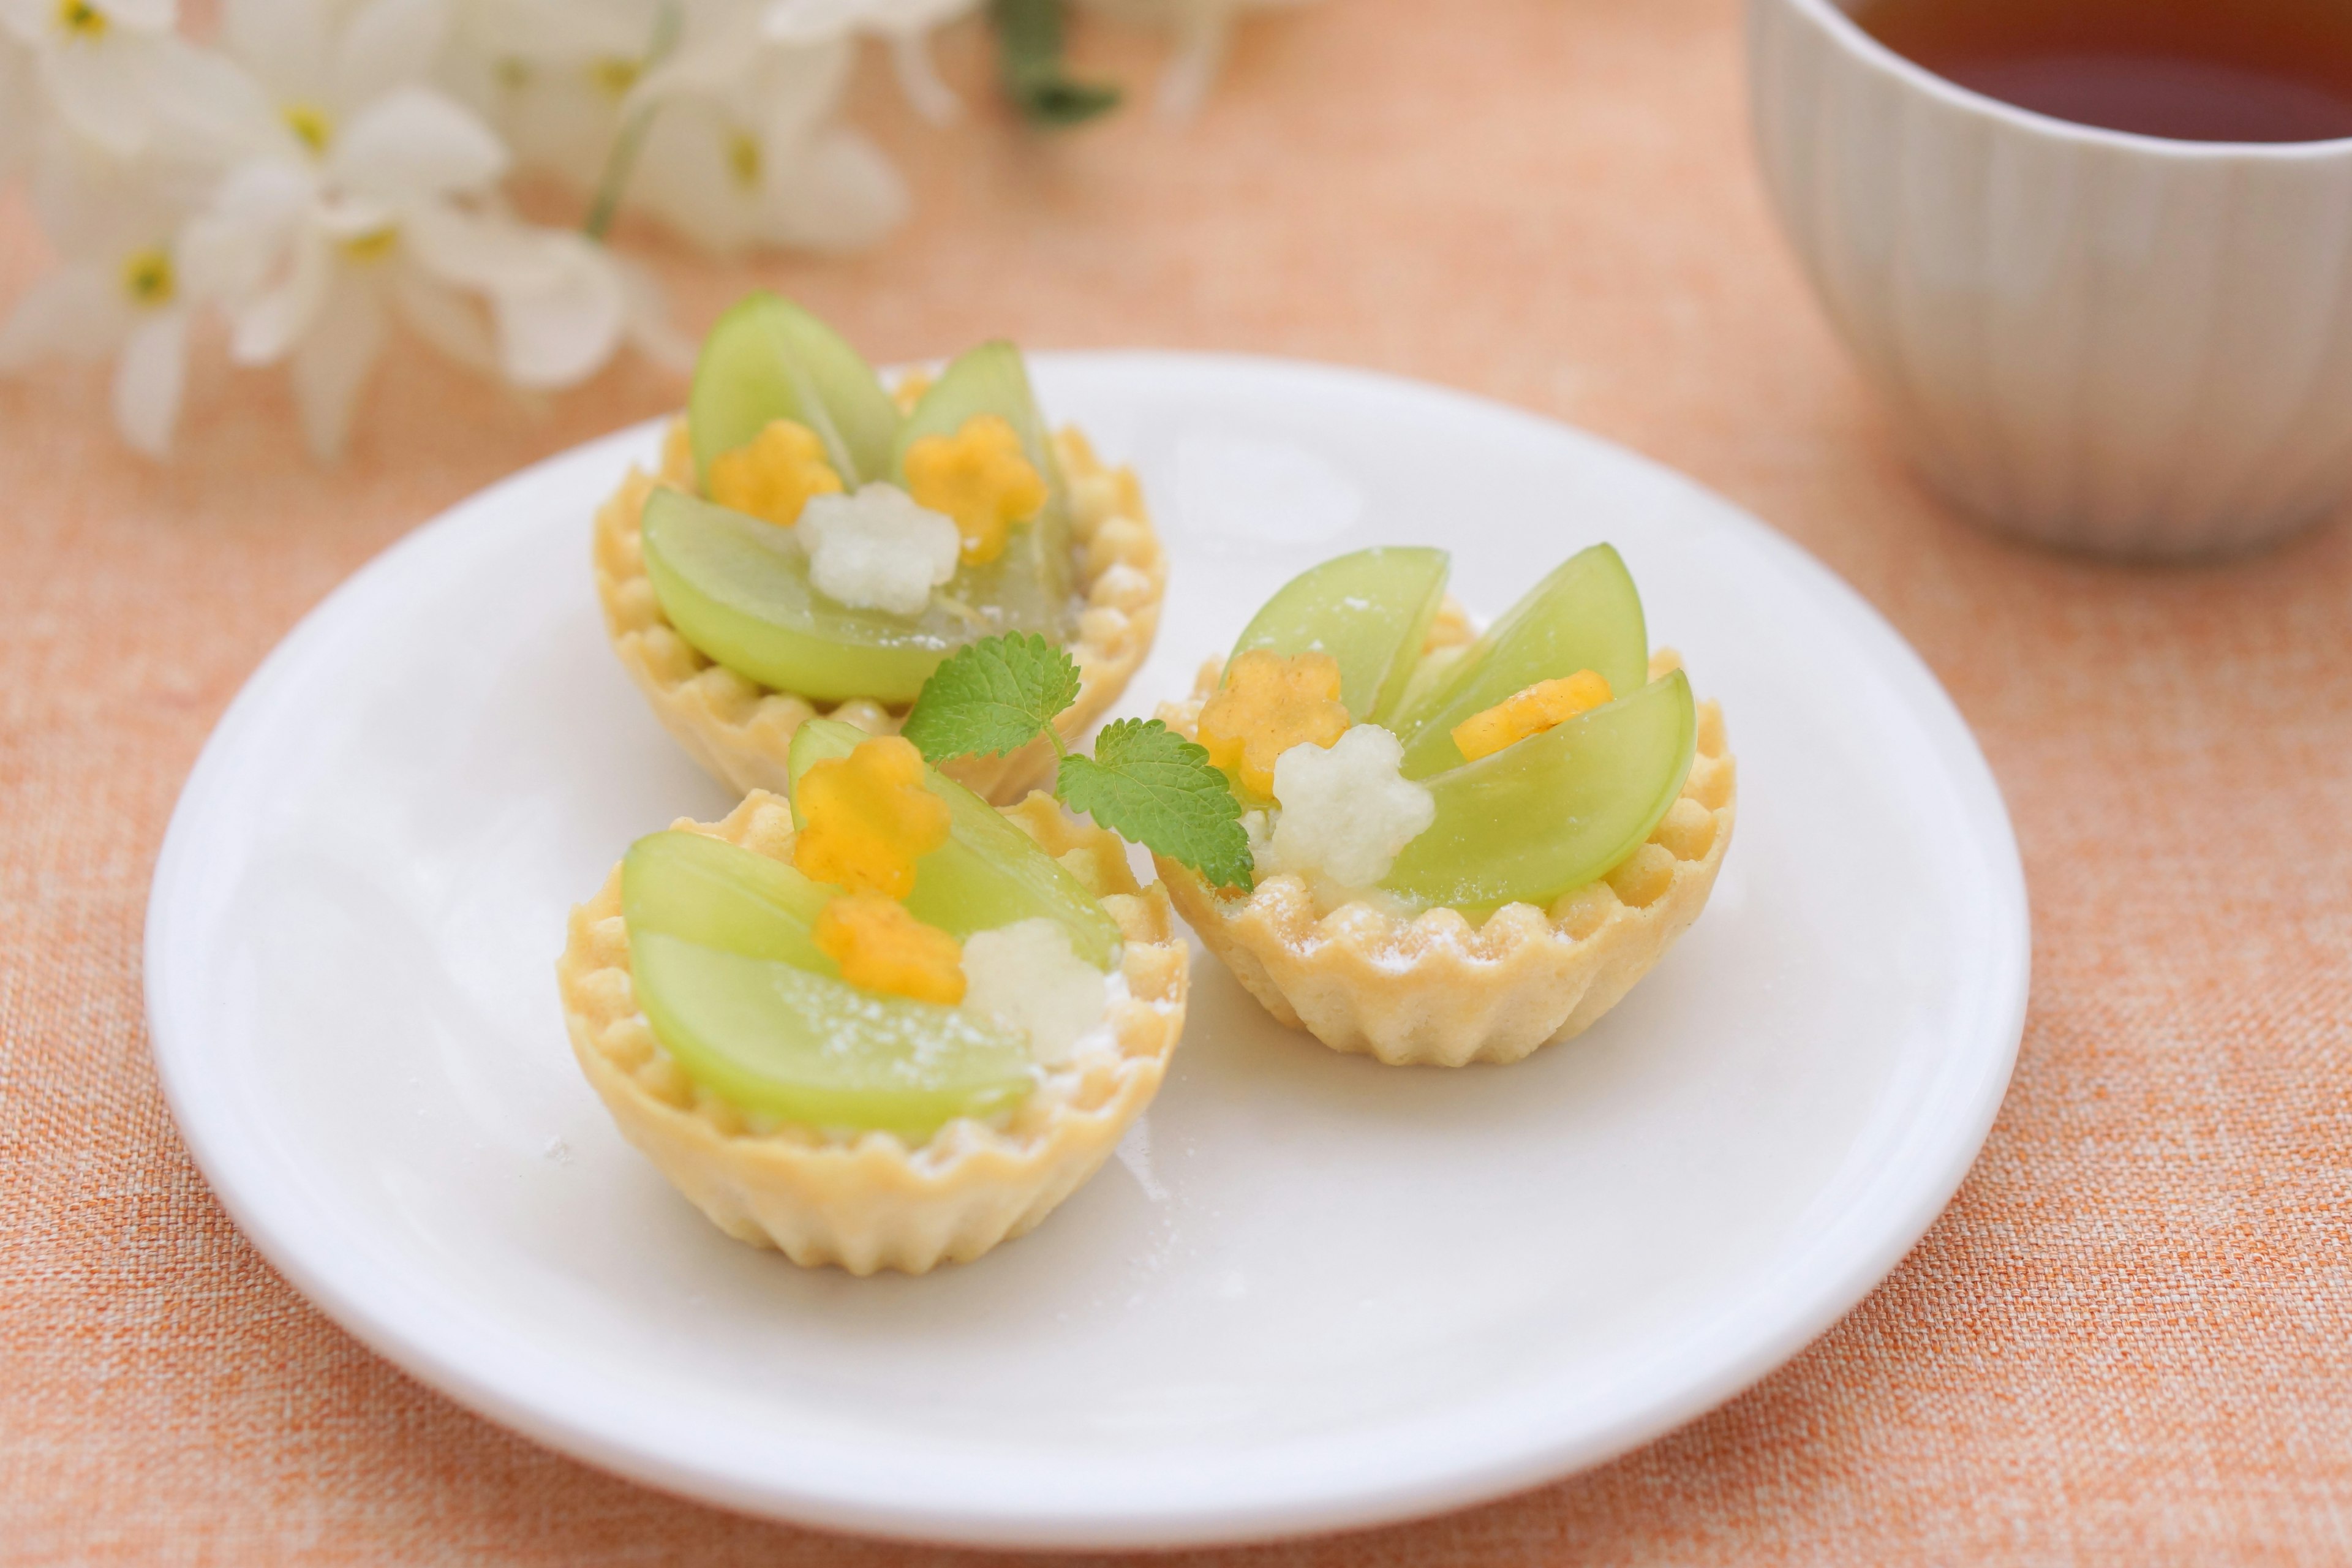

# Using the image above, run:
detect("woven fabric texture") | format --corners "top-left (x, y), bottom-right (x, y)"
top-left (3, 1), bottom-right (2348, 1562)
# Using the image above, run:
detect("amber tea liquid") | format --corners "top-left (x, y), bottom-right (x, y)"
top-left (1850, 0), bottom-right (2352, 141)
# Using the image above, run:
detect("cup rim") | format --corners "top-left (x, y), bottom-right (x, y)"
top-left (1776, 0), bottom-right (2352, 160)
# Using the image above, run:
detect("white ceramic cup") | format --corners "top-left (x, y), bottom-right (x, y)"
top-left (1748, 0), bottom-right (2352, 557)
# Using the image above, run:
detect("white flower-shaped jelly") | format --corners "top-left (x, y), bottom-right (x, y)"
top-left (1265, 724), bottom-right (1434, 892)
top-left (797, 481), bottom-right (961, 616)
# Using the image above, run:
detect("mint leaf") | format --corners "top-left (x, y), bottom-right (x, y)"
top-left (902, 633), bottom-right (1082, 763)
top-left (1057, 719), bottom-right (1253, 890)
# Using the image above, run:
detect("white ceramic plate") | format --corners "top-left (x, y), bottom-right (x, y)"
top-left (146, 355), bottom-right (2028, 1550)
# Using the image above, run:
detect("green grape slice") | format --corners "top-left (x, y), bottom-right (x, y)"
top-left (895, 342), bottom-right (1076, 643)
top-left (1389, 545), bottom-right (1651, 780)
top-left (788, 718), bottom-right (1121, 970)
top-left (1228, 546), bottom-right (1450, 723)
top-left (1380, 671), bottom-right (1696, 912)
top-left (630, 932), bottom-right (1034, 1141)
top-left (622, 830), bottom-right (835, 973)
top-left (687, 292), bottom-right (901, 487)
top-left (641, 487), bottom-right (977, 704)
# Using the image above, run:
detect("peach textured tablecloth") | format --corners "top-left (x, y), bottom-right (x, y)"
top-left (5, 2), bottom-right (2350, 1562)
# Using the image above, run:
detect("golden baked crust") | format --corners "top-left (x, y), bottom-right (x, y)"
top-left (556, 790), bottom-right (1190, 1274)
top-left (1155, 651), bottom-right (1734, 1068)
top-left (594, 421), bottom-right (1165, 805)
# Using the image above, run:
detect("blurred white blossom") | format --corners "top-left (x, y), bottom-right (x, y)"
top-left (0, 0), bottom-right (199, 157)
top-left (0, 136), bottom-right (204, 454)
top-left (1077, 0), bottom-right (1310, 120)
top-left (0, 0), bottom-right (1281, 463)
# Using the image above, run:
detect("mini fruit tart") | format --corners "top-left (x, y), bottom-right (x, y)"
top-left (1154, 545), bottom-right (1736, 1068)
top-left (595, 292), bottom-right (1165, 805)
top-left (557, 719), bottom-right (1190, 1274)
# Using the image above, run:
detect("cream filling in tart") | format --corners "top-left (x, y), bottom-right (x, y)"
top-left (1155, 649), bottom-right (1735, 1069)
top-left (557, 791), bottom-right (1190, 1275)
top-left (597, 420), bottom-right (1165, 806)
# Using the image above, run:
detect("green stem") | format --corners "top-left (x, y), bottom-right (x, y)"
top-left (989, 0), bottom-right (1121, 128)
top-left (583, 1), bottom-right (685, 241)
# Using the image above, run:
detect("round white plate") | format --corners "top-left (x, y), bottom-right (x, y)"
top-left (147, 355), bottom-right (2027, 1550)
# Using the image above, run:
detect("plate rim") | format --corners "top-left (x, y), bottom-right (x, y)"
top-left (145, 351), bottom-right (2030, 1548)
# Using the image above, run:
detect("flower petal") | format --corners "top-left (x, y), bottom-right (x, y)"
top-left (488, 232), bottom-right (623, 388)
top-left (330, 87), bottom-right (507, 200)
top-left (111, 305), bottom-right (189, 457)
top-left (748, 37), bottom-right (853, 145)
top-left (290, 269), bottom-right (386, 460)
top-left (148, 35), bottom-right (298, 169)
top-left (181, 159), bottom-right (314, 303)
top-left (230, 227), bottom-right (331, 363)
top-left (104, 0), bottom-right (178, 31)
top-left (887, 31), bottom-right (959, 124)
top-left (0, 264), bottom-right (128, 370)
top-left (42, 32), bottom-right (165, 156)
top-left (761, 0), bottom-right (973, 40)
top-left (622, 5), bottom-right (763, 112)
top-left (401, 202), bottom-right (558, 291)
top-left (391, 263), bottom-right (497, 372)
top-left (756, 126), bottom-right (906, 254)
top-left (333, 0), bottom-right (450, 111)
top-left (222, 0), bottom-right (331, 105)
top-left (610, 251), bottom-right (695, 372)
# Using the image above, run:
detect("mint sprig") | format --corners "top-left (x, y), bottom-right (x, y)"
top-left (900, 633), bottom-right (1081, 761)
top-left (904, 634), bottom-right (1252, 889)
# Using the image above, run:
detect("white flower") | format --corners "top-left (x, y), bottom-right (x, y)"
top-left (0, 0), bottom-right (195, 157)
top-left (1265, 725), bottom-right (1434, 891)
top-left (1076, 0), bottom-right (1312, 120)
top-left (621, 2), bottom-right (907, 255)
top-left (760, 0), bottom-right (976, 124)
top-left (797, 482), bottom-right (960, 615)
top-left (183, 0), bottom-right (625, 458)
top-left (960, 919), bottom-right (1108, 1066)
top-left (0, 136), bottom-right (202, 457)
top-left (447, 0), bottom-right (668, 191)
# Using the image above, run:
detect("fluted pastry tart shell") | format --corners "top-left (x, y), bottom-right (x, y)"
top-left (595, 420), bottom-right (1165, 805)
top-left (1155, 652), bottom-right (1735, 1068)
top-left (557, 791), bottom-right (1190, 1274)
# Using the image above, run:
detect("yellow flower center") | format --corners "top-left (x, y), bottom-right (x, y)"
top-left (589, 56), bottom-right (639, 97)
top-left (282, 101), bottom-right (335, 154)
top-left (706, 419), bottom-right (843, 527)
top-left (727, 131), bottom-right (761, 190)
top-left (902, 415), bottom-right (1048, 567)
top-left (1196, 649), bottom-right (1351, 800)
top-left (791, 735), bottom-right (952, 900)
top-left (341, 226), bottom-right (399, 262)
top-left (1450, 671), bottom-right (1613, 763)
top-left (814, 893), bottom-right (966, 1005)
top-left (119, 247), bottom-right (175, 308)
top-left (56, 1), bottom-right (106, 38)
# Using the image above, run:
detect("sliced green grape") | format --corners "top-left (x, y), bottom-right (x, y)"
top-left (1389, 545), bottom-right (1651, 779)
top-left (622, 830), bottom-right (835, 974)
top-left (1381, 671), bottom-right (1695, 912)
top-left (1228, 547), bottom-right (1450, 723)
top-left (631, 933), bottom-right (1033, 1140)
top-left (788, 717), bottom-right (1121, 970)
top-left (641, 488), bottom-right (976, 704)
top-left (688, 292), bottom-right (901, 487)
top-left (896, 342), bottom-right (1076, 642)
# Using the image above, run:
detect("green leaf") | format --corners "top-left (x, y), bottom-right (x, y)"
top-left (990, 0), bottom-right (1123, 129)
top-left (901, 632), bottom-right (1082, 763)
top-left (1057, 720), bottom-right (1254, 891)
